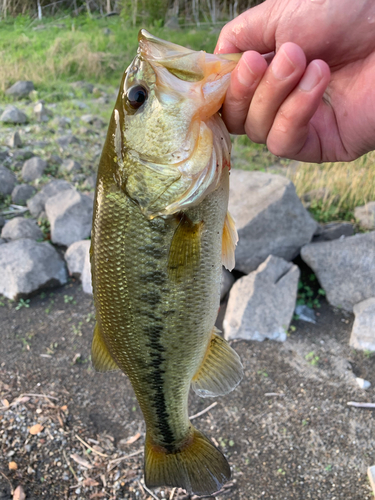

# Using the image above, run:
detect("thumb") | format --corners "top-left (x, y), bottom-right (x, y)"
top-left (215, 0), bottom-right (278, 54)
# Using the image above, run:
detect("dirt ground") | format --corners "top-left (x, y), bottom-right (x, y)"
top-left (0, 278), bottom-right (374, 500)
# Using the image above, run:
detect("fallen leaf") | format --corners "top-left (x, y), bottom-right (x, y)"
top-left (1, 399), bottom-right (9, 408)
top-left (9, 461), bottom-right (18, 470)
top-left (61, 405), bottom-right (68, 411)
top-left (10, 396), bottom-right (30, 407)
top-left (83, 477), bottom-right (100, 487)
top-left (29, 424), bottom-right (44, 435)
top-left (70, 453), bottom-right (94, 469)
top-left (125, 432), bottom-right (141, 445)
top-left (13, 485), bottom-right (26, 500)
top-left (89, 493), bottom-right (107, 499)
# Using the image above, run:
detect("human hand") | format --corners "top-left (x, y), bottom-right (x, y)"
top-left (216, 0), bottom-right (375, 162)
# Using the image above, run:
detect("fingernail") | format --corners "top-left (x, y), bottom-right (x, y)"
top-left (299, 61), bottom-right (323, 91)
top-left (237, 57), bottom-right (256, 87)
top-left (272, 49), bottom-right (296, 80)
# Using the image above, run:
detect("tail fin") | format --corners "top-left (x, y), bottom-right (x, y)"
top-left (144, 427), bottom-right (230, 496)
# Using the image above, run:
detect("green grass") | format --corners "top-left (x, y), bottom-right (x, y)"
top-left (0, 14), bottom-right (218, 95)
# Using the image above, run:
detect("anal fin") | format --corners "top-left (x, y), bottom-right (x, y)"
top-left (222, 210), bottom-right (238, 271)
top-left (91, 322), bottom-right (119, 372)
top-left (192, 328), bottom-right (243, 398)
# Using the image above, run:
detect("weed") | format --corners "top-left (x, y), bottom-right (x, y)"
top-left (297, 273), bottom-right (325, 309)
top-left (72, 321), bottom-right (83, 336)
top-left (364, 350), bottom-right (375, 359)
top-left (277, 468), bottom-right (286, 476)
top-left (15, 298), bottom-right (30, 310)
top-left (257, 370), bottom-right (269, 378)
top-left (325, 464), bottom-right (333, 472)
top-left (305, 351), bottom-right (320, 366)
top-left (85, 312), bottom-right (95, 323)
top-left (37, 218), bottom-right (50, 240)
top-left (64, 295), bottom-right (76, 305)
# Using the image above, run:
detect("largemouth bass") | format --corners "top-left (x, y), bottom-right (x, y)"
top-left (90, 30), bottom-right (243, 496)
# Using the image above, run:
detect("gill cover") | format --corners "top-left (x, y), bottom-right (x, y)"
top-left (113, 30), bottom-right (241, 218)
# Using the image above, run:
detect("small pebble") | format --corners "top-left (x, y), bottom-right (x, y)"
top-left (356, 377), bottom-right (371, 390)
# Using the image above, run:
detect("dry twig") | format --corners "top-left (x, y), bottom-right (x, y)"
top-left (347, 401), bottom-right (375, 409)
top-left (107, 449), bottom-right (143, 471)
top-left (75, 434), bottom-right (109, 458)
top-left (189, 402), bottom-right (218, 420)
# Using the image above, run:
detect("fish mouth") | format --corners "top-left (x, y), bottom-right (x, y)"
top-left (137, 29), bottom-right (241, 83)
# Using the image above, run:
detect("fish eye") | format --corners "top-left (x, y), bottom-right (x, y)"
top-left (127, 85), bottom-right (148, 109)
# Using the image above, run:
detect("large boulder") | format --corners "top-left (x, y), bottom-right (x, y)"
top-left (0, 238), bottom-right (67, 300)
top-left (301, 232), bottom-right (375, 312)
top-left (21, 157), bottom-right (48, 182)
top-left (1, 218), bottom-right (43, 241)
top-left (228, 170), bottom-right (317, 273)
top-left (223, 255), bottom-right (300, 342)
top-left (0, 105), bottom-right (28, 124)
top-left (45, 189), bottom-right (93, 246)
top-left (221, 268), bottom-right (235, 301)
top-left (11, 184), bottom-right (37, 205)
top-left (0, 166), bottom-right (17, 196)
top-left (5, 81), bottom-right (34, 99)
top-left (65, 240), bottom-right (91, 278)
top-left (27, 179), bottom-right (73, 217)
top-left (350, 298), bottom-right (375, 352)
top-left (81, 244), bottom-right (93, 295)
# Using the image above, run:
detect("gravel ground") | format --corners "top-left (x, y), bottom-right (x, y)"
top-left (0, 281), bottom-right (374, 500)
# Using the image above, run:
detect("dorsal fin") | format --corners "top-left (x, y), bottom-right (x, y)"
top-left (222, 211), bottom-right (238, 271)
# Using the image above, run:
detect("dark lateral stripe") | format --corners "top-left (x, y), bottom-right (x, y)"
top-left (144, 324), bottom-right (175, 450)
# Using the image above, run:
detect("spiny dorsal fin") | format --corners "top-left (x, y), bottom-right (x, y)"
top-left (91, 323), bottom-right (119, 373)
top-left (222, 211), bottom-right (238, 271)
top-left (168, 213), bottom-right (203, 282)
top-left (192, 327), bottom-right (243, 398)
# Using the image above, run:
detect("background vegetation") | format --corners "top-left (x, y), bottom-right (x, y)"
top-left (0, 9), bottom-right (374, 225)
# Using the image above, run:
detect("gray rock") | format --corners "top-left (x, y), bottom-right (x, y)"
top-left (27, 179), bottom-right (73, 217)
top-left (0, 166), bottom-right (17, 196)
top-left (21, 156), bottom-right (47, 182)
top-left (45, 189), bottom-right (93, 246)
top-left (34, 102), bottom-right (53, 122)
top-left (102, 27), bottom-right (112, 35)
top-left (65, 240), bottom-right (91, 278)
top-left (11, 149), bottom-right (34, 161)
top-left (11, 184), bottom-right (37, 205)
top-left (5, 81), bottom-right (34, 99)
top-left (0, 238), bottom-right (67, 300)
top-left (0, 105), bottom-right (28, 124)
top-left (312, 222), bottom-right (354, 243)
top-left (295, 304), bottom-right (316, 324)
top-left (0, 151), bottom-right (9, 162)
top-left (48, 154), bottom-right (63, 166)
top-left (82, 174), bottom-right (97, 190)
top-left (52, 117), bottom-right (71, 129)
top-left (7, 131), bottom-right (23, 148)
top-left (57, 134), bottom-right (80, 148)
top-left (81, 244), bottom-right (93, 295)
top-left (368, 466), bottom-right (375, 496)
top-left (71, 81), bottom-right (94, 94)
top-left (220, 268), bottom-right (235, 300)
top-left (0, 238), bottom-right (5, 245)
top-left (0, 217), bottom-right (5, 229)
top-left (301, 232), bottom-right (375, 312)
top-left (355, 201), bottom-right (375, 230)
top-left (71, 100), bottom-right (88, 110)
top-left (59, 159), bottom-right (82, 174)
top-left (223, 255), bottom-right (300, 342)
top-left (229, 170), bottom-right (317, 273)
top-left (1, 217), bottom-right (43, 241)
top-left (350, 298), bottom-right (375, 351)
top-left (80, 114), bottom-right (96, 124)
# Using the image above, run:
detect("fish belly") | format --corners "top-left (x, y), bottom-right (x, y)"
top-left (91, 166), bottom-right (229, 450)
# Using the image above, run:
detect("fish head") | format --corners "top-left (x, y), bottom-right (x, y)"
top-left (111, 30), bottom-right (240, 217)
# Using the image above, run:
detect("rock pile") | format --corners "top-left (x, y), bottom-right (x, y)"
top-left (0, 79), bottom-right (373, 353)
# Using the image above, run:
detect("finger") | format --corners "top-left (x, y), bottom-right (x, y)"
top-left (245, 43), bottom-right (307, 143)
top-left (221, 51), bottom-right (268, 135)
top-left (266, 60), bottom-right (331, 162)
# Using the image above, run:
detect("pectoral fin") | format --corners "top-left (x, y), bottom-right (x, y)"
top-left (91, 323), bottom-right (119, 372)
top-left (168, 213), bottom-right (203, 281)
top-left (222, 211), bottom-right (238, 271)
top-left (192, 328), bottom-right (243, 398)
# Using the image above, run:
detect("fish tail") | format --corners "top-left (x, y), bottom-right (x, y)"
top-left (144, 427), bottom-right (230, 496)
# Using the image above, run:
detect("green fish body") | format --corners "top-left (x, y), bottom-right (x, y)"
top-left (91, 30), bottom-right (243, 496)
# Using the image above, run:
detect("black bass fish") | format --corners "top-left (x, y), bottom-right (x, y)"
top-left (90, 30), bottom-right (243, 496)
